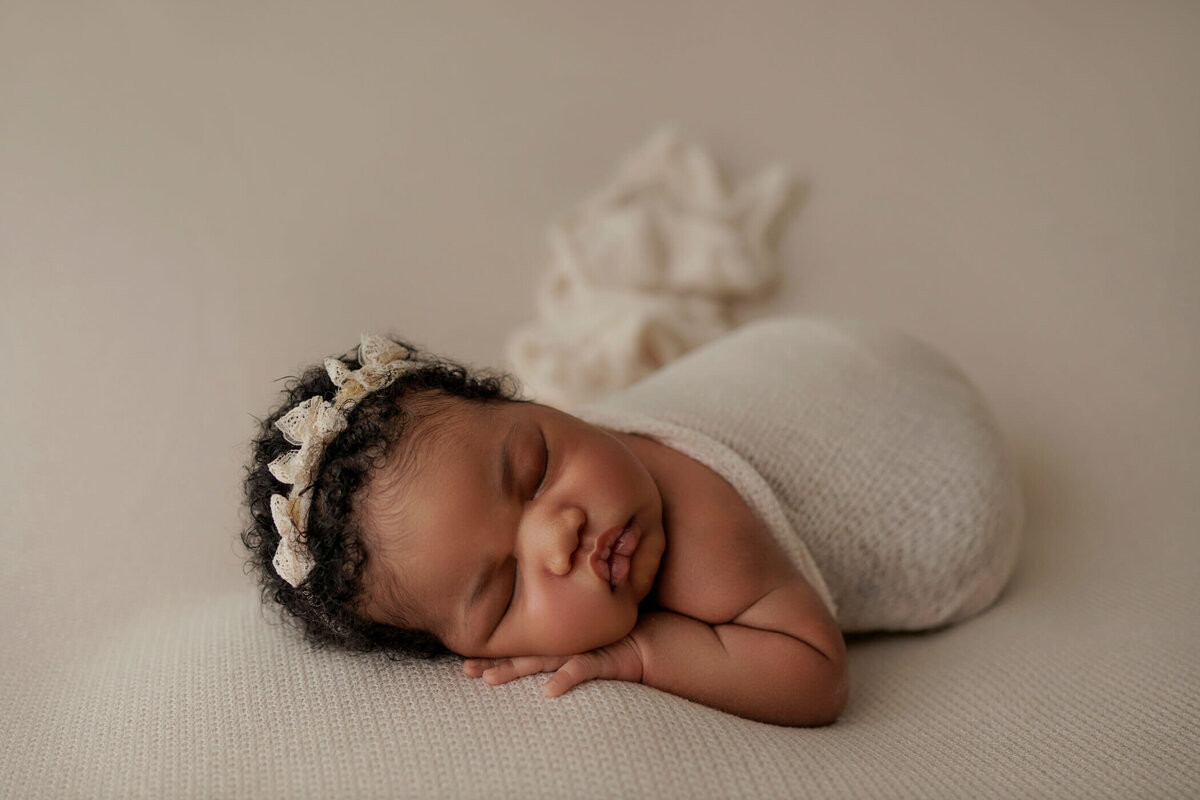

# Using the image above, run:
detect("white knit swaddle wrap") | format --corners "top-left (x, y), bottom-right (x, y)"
top-left (573, 317), bottom-right (1023, 633)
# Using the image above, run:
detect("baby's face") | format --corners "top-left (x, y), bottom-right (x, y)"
top-left (360, 397), bottom-right (666, 659)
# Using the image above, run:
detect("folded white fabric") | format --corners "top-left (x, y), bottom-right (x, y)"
top-left (506, 128), bottom-right (797, 407)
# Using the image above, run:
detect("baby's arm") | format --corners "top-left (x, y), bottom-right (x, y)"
top-left (628, 579), bottom-right (845, 726)
top-left (466, 576), bottom-right (846, 727)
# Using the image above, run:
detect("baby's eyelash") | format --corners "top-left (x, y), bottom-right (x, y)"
top-left (497, 561), bottom-right (517, 628)
top-left (507, 564), bottom-right (518, 609)
top-left (496, 428), bottom-right (545, 629)
top-left (534, 431), bottom-right (549, 496)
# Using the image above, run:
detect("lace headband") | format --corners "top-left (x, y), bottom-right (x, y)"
top-left (267, 334), bottom-right (420, 587)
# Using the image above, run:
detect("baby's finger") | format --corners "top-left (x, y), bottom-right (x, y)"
top-left (542, 654), bottom-right (599, 698)
top-left (484, 655), bottom-right (564, 685)
top-left (462, 658), bottom-right (501, 678)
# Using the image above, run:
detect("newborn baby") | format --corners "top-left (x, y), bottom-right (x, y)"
top-left (242, 318), bottom-right (1022, 727)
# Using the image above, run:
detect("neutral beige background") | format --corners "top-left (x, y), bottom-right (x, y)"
top-left (3, 2), bottom-right (1197, 796)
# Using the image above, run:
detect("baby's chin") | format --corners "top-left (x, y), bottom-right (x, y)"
top-left (557, 612), bottom-right (639, 657)
top-left (545, 607), bottom-right (641, 658)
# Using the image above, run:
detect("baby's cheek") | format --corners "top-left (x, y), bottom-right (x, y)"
top-left (529, 592), bottom-right (636, 655)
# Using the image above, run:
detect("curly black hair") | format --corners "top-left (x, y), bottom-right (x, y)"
top-left (241, 336), bottom-right (522, 659)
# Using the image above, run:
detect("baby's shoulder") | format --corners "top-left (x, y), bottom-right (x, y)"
top-left (624, 433), bottom-right (800, 624)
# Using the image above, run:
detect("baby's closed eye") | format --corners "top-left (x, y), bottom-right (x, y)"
top-left (504, 423), bottom-right (550, 501)
top-left (529, 428), bottom-right (550, 498)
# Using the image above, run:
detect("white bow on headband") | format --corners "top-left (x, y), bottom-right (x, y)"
top-left (267, 334), bottom-right (420, 587)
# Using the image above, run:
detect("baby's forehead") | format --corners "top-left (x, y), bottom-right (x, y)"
top-left (356, 398), bottom-right (520, 632)
top-left (362, 397), bottom-right (512, 506)
top-left (415, 395), bottom-right (518, 451)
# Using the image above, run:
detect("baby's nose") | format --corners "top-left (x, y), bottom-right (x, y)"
top-left (542, 507), bottom-right (585, 576)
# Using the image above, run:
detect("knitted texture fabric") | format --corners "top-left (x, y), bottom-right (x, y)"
top-left (8, 581), bottom-right (1197, 799)
top-left (573, 317), bottom-right (1023, 632)
top-left (4, 318), bottom-right (1196, 799)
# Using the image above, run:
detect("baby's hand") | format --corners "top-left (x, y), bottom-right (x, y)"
top-left (462, 635), bottom-right (644, 698)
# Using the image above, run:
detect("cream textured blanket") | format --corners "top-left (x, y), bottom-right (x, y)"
top-left (574, 317), bottom-right (1023, 632)
top-left (506, 128), bottom-right (796, 408)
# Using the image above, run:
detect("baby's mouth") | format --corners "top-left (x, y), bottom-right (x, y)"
top-left (591, 518), bottom-right (639, 589)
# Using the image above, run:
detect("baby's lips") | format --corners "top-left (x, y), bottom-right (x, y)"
top-left (589, 546), bottom-right (611, 583)
top-left (588, 518), bottom-right (635, 585)
top-left (607, 524), bottom-right (639, 587)
top-left (612, 525), bottom-right (638, 557)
